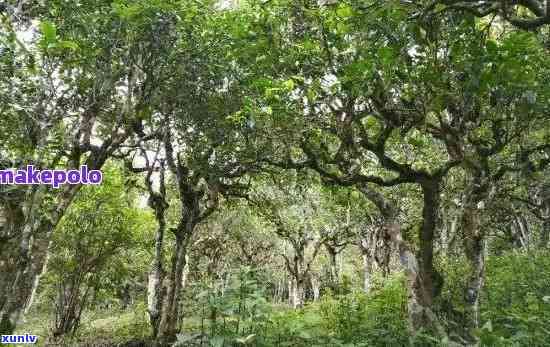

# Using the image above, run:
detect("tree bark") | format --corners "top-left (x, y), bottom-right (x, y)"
top-left (461, 200), bottom-right (485, 341)
top-left (310, 274), bottom-right (320, 301)
top-left (157, 229), bottom-right (192, 342)
top-left (362, 253), bottom-right (373, 294)
top-left (287, 279), bottom-right (294, 306)
top-left (541, 217), bottom-right (550, 249)
top-left (461, 172), bottom-right (491, 344)
top-left (325, 245), bottom-right (339, 293)
top-left (291, 277), bottom-right (305, 308)
top-left (145, 163), bottom-right (168, 338)
top-left (417, 181), bottom-right (443, 313)
top-left (0, 132), bottom-right (122, 334)
top-left (358, 183), bottom-right (446, 338)
top-left (538, 184), bottom-right (550, 248)
top-left (147, 219), bottom-right (166, 338)
top-left (0, 185), bottom-right (79, 334)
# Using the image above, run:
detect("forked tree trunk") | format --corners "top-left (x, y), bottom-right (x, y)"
top-left (157, 231), bottom-right (190, 342)
top-left (358, 184), bottom-right (446, 339)
top-left (52, 278), bottom-right (93, 338)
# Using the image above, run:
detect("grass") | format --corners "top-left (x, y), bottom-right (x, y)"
top-left (16, 304), bottom-right (151, 347)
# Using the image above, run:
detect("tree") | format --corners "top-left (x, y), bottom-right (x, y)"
top-left (251, 173), bottom-right (335, 308)
top-left (239, 0), bottom-right (549, 341)
top-left (45, 165), bottom-right (151, 338)
top-left (0, 0), bottom-right (175, 332)
top-left (422, 0), bottom-right (550, 30)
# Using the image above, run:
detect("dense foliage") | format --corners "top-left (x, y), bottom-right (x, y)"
top-left (1, 0), bottom-right (549, 346)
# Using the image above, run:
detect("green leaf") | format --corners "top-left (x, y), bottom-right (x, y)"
top-left (336, 5), bottom-right (353, 18)
top-left (58, 40), bottom-right (79, 50)
top-left (377, 46), bottom-right (395, 67)
top-left (283, 79), bottom-right (295, 90)
top-left (39, 21), bottom-right (57, 43)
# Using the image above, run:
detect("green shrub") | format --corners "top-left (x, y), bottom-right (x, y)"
top-left (318, 274), bottom-right (409, 346)
top-left (479, 250), bottom-right (550, 346)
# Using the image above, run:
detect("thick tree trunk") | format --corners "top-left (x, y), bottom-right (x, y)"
top-left (157, 229), bottom-right (192, 342)
top-left (461, 202), bottom-right (485, 340)
top-left (386, 220), bottom-right (445, 337)
top-left (291, 277), bottom-right (305, 308)
top-left (282, 238), bottom-right (319, 308)
top-left (358, 183), bottom-right (446, 338)
top-left (461, 174), bottom-right (491, 344)
top-left (417, 182), bottom-right (441, 311)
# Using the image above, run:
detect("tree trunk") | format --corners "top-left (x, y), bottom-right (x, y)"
top-left (461, 201), bottom-right (485, 342)
top-left (275, 280), bottom-right (283, 303)
top-left (359, 229), bottom-right (376, 294)
top-left (362, 253), bottom-right (373, 293)
top-left (358, 183), bottom-right (445, 338)
top-left (0, 190), bottom-right (75, 334)
top-left (541, 217), bottom-right (550, 249)
top-left (512, 213), bottom-right (530, 249)
top-left (326, 245), bottom-right (339, 293)
top-left (287, 279), bottom-right (294, 306)
top-left (310, 275), bottom-right (320, 301)
top-left (147, 217), bottom-right (166, 338)
top-left (461, 173), bottom-right (491, 344)
top-left (176, 254), bottom-right (190, 331)
top-left (386, 220), bottom-right (445, 338)
top-left (418, 181), bottom-right (441, 309)
top-left (0, 152), bottom-right (112, 334)
top-left (292, 277), bottom-right (305, 308)
top-left (157, 230), bottom-right (191, 342)
top-left (52, 278), bottom-right (92, 338)
top-left (536, 184), bottom-right (550, 249)
top-left (145, 162), bottom-right (168, 338)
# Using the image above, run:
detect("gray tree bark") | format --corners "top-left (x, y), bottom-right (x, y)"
top-left (358, 183), bottom-right (446, 339)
